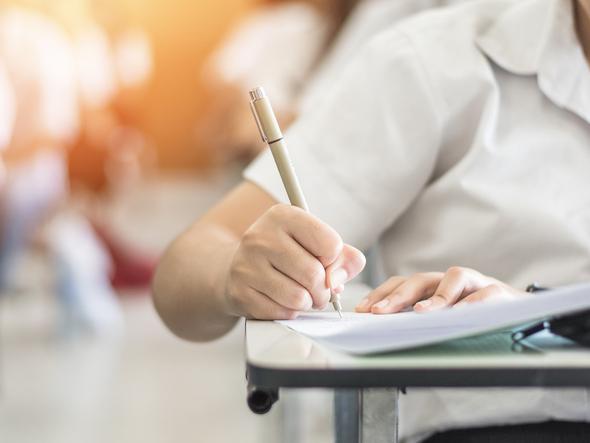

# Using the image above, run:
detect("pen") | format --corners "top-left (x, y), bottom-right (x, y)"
top-left (249, 86), bottom-right (343, 319)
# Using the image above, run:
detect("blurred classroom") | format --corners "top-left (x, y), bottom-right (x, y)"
top-left (0, 0), bottom-right (454, 441)
top-left (0, 0), bottom-right (356, 441)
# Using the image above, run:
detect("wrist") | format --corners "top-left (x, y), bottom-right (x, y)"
top-left (213, 238), bottom-right (242, 318)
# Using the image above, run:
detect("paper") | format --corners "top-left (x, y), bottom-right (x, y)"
top-left (276, 283), bottom-right (590, 354)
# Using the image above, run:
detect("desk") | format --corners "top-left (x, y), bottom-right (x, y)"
top-left (245, 319), bottom-right (590, 443)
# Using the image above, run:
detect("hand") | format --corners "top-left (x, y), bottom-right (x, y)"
top-left (225, 204), bottom-right (366, 319)
top-left (355, 266), bottom-right (527, 314)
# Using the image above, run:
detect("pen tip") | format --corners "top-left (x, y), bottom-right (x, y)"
top-left (331, 297), bottom-right (343, 319)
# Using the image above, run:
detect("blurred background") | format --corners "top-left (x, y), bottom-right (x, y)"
top-left (0, 0), bottom-right (443, 441)
top-left (0, 0), bottom-right (358, 441)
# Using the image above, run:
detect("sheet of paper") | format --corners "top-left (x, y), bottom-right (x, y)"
top-left (276, 283), bottom-right (590, 354)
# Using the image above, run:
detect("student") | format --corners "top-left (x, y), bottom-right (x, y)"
top-left (0, 7), bottom-right (79, 288)
top-left (154, 0), bottom-right (590, 440)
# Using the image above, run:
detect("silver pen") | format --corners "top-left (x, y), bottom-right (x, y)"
top-left (249, 86), bottom-right (343, 318)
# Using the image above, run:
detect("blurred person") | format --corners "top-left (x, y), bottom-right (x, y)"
top-left (154, 0), bottom-right (590, 441)
top-left (0, 6), bottom-right (78, 288)
top-left (0, 5), bottom-right (123, 334)
top-left (0, 60), bottom-right (15, 188)
top-left (62, 6), bottom-right (157, 292)
top-left (197, 0), bottom-right (359, 165)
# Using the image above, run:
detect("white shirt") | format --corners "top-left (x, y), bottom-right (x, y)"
top-left (244, 0), bottom-right (590, 440)
top-left (302, 0), bottom-right (478, 111)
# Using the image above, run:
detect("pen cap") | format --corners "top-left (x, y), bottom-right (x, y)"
top-left (249, 87), bottom-right (283, 144)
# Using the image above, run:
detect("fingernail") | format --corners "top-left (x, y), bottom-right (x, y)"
top-left (373, 299), bottom-right (390, 309)
top-left (415, 299), bottom-right (432, 309)
top-left (357, 298), bottom-right (370, 308)
top-left (330, 268), bottom-right (348, 289)
top-left (333, 284), bottom-right (344, 295)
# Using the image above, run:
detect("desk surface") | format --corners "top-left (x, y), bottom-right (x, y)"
top-left (245, 319), bottom-right (590, 389)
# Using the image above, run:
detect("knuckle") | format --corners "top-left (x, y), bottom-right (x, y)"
top-left (412, 273), bottom-right (431, 282)
top-left (367, 286), bottom-right (388, 302)
top-left (388, 298), bottom-right (408, 312)
top-left (268, 203), bottom-right (289, 219)
top-left (241, 228), bottom-right (260, 249)
top-left (367, 293), bottom-right (383, 303)
top-left (386, 276), bottom-right (404, 286)
top-left (242, 229), bottom-right (277, 256)
top-left (486, 283), bottom-right (503, 293)
top-left (274, 308), bottom-right (296, 320)
top-left (446, 266), bottom-right (466, 278)
top-left (328, 232), bottom-right (344, 256)
top-left (313, 289), bottom-right (331, 307)
top-left (229, 260), bottom-right (249, 282)
top-left (431, 291), bottom-right (451, 303)
top-left (304, 262), bottom-right (326, 289)
top-left (290, 288), bottom-right (312, 310)
top-left (311, 220), bottom-right (342, 255)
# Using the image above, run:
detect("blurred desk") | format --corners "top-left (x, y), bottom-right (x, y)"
top-left (245, 318), bottom-right (590, 443)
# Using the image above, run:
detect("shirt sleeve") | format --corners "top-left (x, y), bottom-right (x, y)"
top-left (244, 30), bottom-right (445, 251)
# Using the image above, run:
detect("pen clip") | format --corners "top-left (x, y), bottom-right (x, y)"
top-left (249, 101), bottom-right (268, 144)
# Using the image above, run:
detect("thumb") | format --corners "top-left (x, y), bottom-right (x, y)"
top-left (325, 244), bottom-right (366, 291)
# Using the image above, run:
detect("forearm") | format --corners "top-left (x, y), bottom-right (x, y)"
top-left (152, 222), bottom-right (240, 342)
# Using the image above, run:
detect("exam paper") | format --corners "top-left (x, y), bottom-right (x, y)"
top-left (276, 283), bottom-right (590, 354)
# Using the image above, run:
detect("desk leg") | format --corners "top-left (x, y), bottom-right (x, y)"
top-left (335, 389), bottom-right (360, 443)
top-left (334, 389), bottom-right (399, 443)
top-left (282, 390), bottom-right (303, 443)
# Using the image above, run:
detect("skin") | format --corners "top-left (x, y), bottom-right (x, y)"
top-left (355, 267), bottom-right (529, 315)
top-left (152, 182), bottom-right (365, 341)
top-left (152, 0), bottom-right (590, 341)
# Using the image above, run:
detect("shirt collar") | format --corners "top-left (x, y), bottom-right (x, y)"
top-left (476, 0), bottom-right (590, 123)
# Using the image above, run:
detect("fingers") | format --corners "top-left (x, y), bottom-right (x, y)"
top-left (267, 231), bottom-right (331, 308)
top-left (237, 286), bottom-right (299, 320)
top-left (352, 267), bottom-right (520, 318)
top-left (230, 204), bottom-right (363, 318)
top-left (371, 273), bottom-right (444, 314)
top-left (414, 267), bottom-right (490, 312)
top-left (326, 244), bottom-right (366, 290)
top-left (355, 273), bottom-right (444, 313)
top-left (275, 205), bottom-right (343, 267)
top-left (455, 284), bottom-right (514, 306)
top-left (355, 276), bottom-right (406, 312)
top-left (255, 264), bottom-right (315, 311)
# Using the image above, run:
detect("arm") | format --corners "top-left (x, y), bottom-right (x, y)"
top-left (152, 181), bottom-right (365, 342)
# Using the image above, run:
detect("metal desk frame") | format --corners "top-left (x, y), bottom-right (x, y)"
top-left (245, 320), bottom-right (590, 443)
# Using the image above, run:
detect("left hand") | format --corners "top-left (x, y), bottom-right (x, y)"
top-left (355, 266), bottom-right (528, 314)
